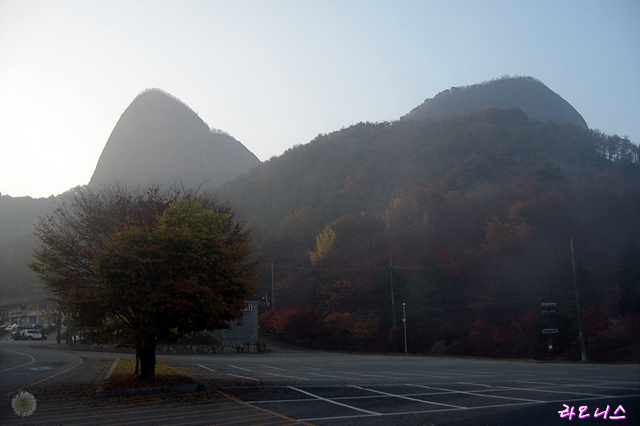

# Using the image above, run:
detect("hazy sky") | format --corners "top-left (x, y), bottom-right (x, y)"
top-left (1, 1), bottom-right (639, 198)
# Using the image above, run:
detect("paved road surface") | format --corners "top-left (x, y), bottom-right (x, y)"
top-left (167, 346), bottom-right (640, 425)
top-left (0, 339), bottom-right (85, 397)
top-left (1, 338), bottom-right (638, 425)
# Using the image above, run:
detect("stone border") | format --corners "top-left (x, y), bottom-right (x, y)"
top-left (95, 358), bottom-right (201, 398)
top-left (84, 342), bottom-right (269, 355)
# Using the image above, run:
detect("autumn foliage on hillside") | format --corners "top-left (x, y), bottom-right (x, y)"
top-left (219, 108), bottom-right (640, 360)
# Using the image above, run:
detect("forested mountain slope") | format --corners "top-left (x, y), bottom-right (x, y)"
top-left (2, 78), bottom-right (638, 360)
top-left (219, 108), bottom-right (639, 360)
top-left (0, 195), bottom-right (53, 298)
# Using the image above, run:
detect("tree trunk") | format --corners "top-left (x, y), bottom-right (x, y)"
top-left (134, 347), bottom-right (140, 376)
top-left (138, 341), bottom-right (156, 384)
top-left (56, 312), bottom-right (61, 344)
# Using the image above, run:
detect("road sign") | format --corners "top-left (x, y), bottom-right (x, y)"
top-left (542, 328), bottom-right (558, 334)
top-left (541, 302), bottom-right (557, 313)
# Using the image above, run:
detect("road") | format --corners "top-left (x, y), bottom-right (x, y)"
top-left (165, 343), bottom-right (640, 425)
top-left (0, 338), bottom-right (86, 398)
top-left (1, 338), bottom-right (639, 425)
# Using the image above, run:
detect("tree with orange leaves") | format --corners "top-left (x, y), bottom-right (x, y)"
top-left (31, 186), bottom-right (259, 383)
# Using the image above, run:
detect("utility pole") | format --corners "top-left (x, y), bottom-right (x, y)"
top-left (271, 262), bottom-right (275, 311)
top-left (402, 303), bottom-right (408, 354)
top-left (570, 236), bottom-right (588, 362)
top-left (390, 256), bottom-right (396, 328)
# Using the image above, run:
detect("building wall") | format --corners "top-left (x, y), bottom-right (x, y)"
top-left (0, 294), bottom-right (53, 327)
top-left (216, 301), bottom-right (259, 344)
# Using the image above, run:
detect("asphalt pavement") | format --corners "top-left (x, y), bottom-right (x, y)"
top-left (1, 338), bottom-right (639, 426)
top-left (0, 339), bottom-right (309, 426)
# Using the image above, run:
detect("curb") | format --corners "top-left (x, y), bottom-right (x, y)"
top-left (94, 358), bottom-right (202, 398)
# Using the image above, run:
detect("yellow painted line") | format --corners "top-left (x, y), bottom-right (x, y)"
top-left (2, 357), bottom-right (309, 426)
top-left (218, 391), bottom-right (315, 426)
top-left (1, 396), bottom-right (302, 426)
top-left (84, 408), bottom-right (268, 426)
top-left (11, 400), bottom-right (274, 426)
top-left (11, 401), bottom-right (249, 424)
top-left (1, 404), bottom-right (255, 426)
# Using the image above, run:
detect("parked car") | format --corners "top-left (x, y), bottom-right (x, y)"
top-left (11, 330), bottom-right (22, 340)
top-left (21, 329), bottom-right (46, 341)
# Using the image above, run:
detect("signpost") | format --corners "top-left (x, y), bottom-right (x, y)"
top-left (402, 303), bottom-right (407, 354)
top-left (541, 303), bottom-right (558, 354)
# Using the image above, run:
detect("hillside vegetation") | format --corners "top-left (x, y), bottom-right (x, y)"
top-left (219, 108), bottom-right (639, 360)
top-left (2, 78), bottom-right (638, 361)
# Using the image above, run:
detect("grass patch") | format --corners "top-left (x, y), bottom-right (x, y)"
top-left (101, 359), bottom-right (197, 391)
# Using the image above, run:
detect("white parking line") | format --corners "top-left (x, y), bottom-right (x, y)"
top-left (344, 372), bottom-right (395, 379)
top-left (306, 372), bottom-right (360, 380)
top-left (257, 380), bottom-right (640, 425)
top-left (265, 372), bottom-right (311, 381)
top-left (570, 383), bottom-right (640, 391)
top-left (349, 385), bottom-right (468, 409)
top-left (258, 364), bottom-right (286, 371)
top-left (198, 364), bottom-right (260, 381)
top-left (382, 371), bottom-right (452, 379)
top-left (228, 373), bottom-right (261, 381)
top-left (0, 349), bottom-right (36, 372)
top-left (436, 370), bottom-right (495, 377)
top-left (457, 382), bottom-right (493, 387)
top-left (497, 383), bottom-right (616, 398)
top-left (409, 384), bottom-right (544, 403)
top-left (228, 364), bottom-right (252, 372)
top-left (289, 386), bottom-right (380, 416)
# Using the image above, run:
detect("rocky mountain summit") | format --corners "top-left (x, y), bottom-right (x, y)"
top-left (89, 89), bottom-right (260, 191)
top-left (403, 76), bottom-right (588, 129)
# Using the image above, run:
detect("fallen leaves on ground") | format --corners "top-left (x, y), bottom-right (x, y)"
top-left (100, 359), bottom-right (197, 391)
top-left (9, 357), bottom-right (276, 408)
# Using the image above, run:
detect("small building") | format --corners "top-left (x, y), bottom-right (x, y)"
top-left (0, 293), bottom-right (53, 327)
top-left (215, 301), bottom-right (259, 344)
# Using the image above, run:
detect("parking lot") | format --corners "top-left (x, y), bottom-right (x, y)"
top-left (3, 324), bottom-right (49, 341)
top-left (2, 339), bottom-right (638, 425)
top-left (185, 351), bottom-right (640, 425)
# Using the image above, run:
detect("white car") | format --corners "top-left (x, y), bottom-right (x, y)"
top-left (21, 329), bottom-right (46, 340)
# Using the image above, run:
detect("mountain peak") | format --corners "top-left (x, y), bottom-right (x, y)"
top-left (403, 76), bottom-right (588, 129)
top-left (89, 89), bottom-right (260, 191)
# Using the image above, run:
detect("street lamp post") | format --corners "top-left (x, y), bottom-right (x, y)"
top-left (570, 237), bottom-right (587, 362)
top-left (402, 303), bottom-right (407, 354)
